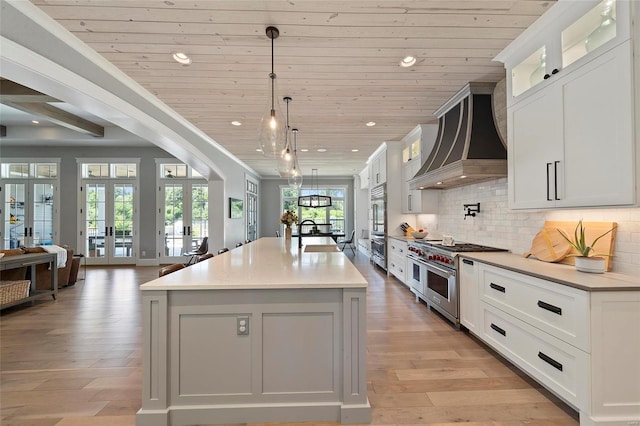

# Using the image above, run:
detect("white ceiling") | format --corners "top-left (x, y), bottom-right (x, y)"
top-left (6, 0), bottom-right (555, 177)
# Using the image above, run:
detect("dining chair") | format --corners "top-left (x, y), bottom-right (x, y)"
top-left (182, 236), bottom-right (209, 265)
top-left (196, 253), bottom-right (214, 262)
top-left (337, 230), bottom-right (356, 255)
top-left (217, 248), bottom-right (229, 254)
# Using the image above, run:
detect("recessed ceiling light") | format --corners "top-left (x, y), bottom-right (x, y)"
top-left (256, 148), bottom-right (263, 152)
top-left (460, 175), bottom-right (467, 179)
top-left (32, 120), bottom-right (39, 124)
top-left (231, 121), bottom-right (242, 126)
top-left (400, 56), bottom-right (417, 67)
top-left (300, 148), bottom-right (309, 152)
top-left (436, 181), bottom-right (443, 185)
top-left (366, 121), bottom-right (376, 127)
top-left (172, 52), bottom-right (192, 65)
top-left (317, 148), bottom-right (327, 152)
top-left (351, 149), bottom-right (359, 152)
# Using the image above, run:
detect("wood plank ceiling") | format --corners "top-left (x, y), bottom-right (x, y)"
top-left (31, 0), bottom-right (555, 177)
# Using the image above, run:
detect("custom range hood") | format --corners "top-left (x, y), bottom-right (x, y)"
top-left (409, 82), bottom-right (507, 190)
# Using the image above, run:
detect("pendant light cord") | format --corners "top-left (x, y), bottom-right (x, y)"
top-left (270, 35), bottom-right (275, 112)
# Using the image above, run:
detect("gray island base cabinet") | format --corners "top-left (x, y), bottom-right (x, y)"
top-left (136, 237), bottom-right (370, 426)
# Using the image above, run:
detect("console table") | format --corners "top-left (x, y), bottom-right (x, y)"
top-left (0, 252), bottom-right (58, 310)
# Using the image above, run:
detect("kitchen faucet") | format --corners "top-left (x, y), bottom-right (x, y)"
top-left (298, 219), bottom-right (317, 248)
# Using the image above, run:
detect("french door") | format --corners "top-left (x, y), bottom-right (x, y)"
top-left (160, 182), bottom-right (208, 263)
top-left (82, 181), bottom-right (136, 264)
top-left (1, 180), bottom-right (57, 249)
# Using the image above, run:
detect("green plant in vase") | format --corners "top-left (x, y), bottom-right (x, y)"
top-left (557, 220), bottom-right (615, 273)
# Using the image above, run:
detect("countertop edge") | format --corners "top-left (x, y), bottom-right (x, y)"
top-left (459, 252), bottom-right (640, 292)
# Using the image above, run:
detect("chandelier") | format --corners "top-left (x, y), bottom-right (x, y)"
top-left (298, 169), bottom-right (331, 208)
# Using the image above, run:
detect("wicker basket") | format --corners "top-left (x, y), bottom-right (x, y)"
top-left (0, 280), bottom-right (30, 305)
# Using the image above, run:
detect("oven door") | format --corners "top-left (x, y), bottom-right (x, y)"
top-left (371, 236), bottom-right (386, 270)
top-left (407, 255), bottom-right (426, 296)
top-left (424, 261), bottom-right (458, 323)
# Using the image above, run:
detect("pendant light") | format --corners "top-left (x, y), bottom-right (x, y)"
top-left (258, 26), bottom-right (286, 158)
top-left (278, 97), bottom-right (294, 177)
top-left (298, 169), bottom-right (332, 208)
top-left (288, 128), bottom-right (303, 189)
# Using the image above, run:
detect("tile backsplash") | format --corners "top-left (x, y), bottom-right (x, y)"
top-left (416, 178), bottom-right (640, 276)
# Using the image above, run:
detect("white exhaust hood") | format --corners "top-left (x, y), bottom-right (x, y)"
top-left (409, 82), bottom-right (507, 190)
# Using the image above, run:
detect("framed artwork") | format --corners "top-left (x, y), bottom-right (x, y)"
top-left (229, 197), bottom-right (243, 219)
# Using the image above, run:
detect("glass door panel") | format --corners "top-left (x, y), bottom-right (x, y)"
top-left (163, 184), bottom-right (184, 257)
top-left (190, 183), bottom-right (208, 251)
top-left (85, 183), bottom-right (106, 260)
top-left (246, 192), bottom-right (257, 241)
top-left (3, 183), bottom-right (26, 249)
top-left (113, 183), bottom-right (134, 259)
top-left (32, 183), bottom-right (54, 245)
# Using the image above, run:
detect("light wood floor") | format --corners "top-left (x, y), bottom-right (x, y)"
top-left (0, 253), bottom-right (579, 426)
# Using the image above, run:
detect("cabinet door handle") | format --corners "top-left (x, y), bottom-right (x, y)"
top-left (554, 161), bottom-right (560, 200)
top-left (490, 283), bottom-right (506, 293)
top-left (462, 259), bottom-right (474, 265)
top-left (105, 226), bottom-right (108, 237)
top-left (537, 300), bottom-right (562, 315)
top-left (490, 323), bottom-right (506, 336)
top-left (110, 227), bottom-right (113, 237)
top-left (538, 351), bottom-right (563, 371)
top-left (187, 226), bottom-right (191, 235)
top-left (546, 163), bottom-right (552, 201)
top-left (183, 226), bottom-right (186, 236)
top-left (29, 227), bottom-right (33, 237)
top-left (551, 68), bottom-right (559, 75)
top-left (543, 73), bottom-right (551, 80)
top-left (408, 194), bottom-right (411, 211)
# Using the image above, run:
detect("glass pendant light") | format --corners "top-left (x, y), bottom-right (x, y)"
top-left (278, 97), bottom-right (294, 177)
top-left (585, 2), bottom-right (616, 52)
top-left (258, 26), bottom-right (286, 158)
top-left (288, 128), bottom-right (303, 189)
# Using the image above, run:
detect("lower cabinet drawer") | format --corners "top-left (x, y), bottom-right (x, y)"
top-left (479, 263), bottom-right (590, 351)
top-left (388, 254), bottom-right (406, 284)
top-left (481, 302), bottom-right (589, 411)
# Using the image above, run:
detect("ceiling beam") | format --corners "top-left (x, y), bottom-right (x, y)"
top-left (1, 79), bottom-right (104, 137)
top-left (3, 101), bottom-right (105, 137)
top-left (0, 79), bottom-right (59, 103)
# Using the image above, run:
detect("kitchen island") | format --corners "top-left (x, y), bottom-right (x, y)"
top-left (136, 237), bottom-right (370, 426)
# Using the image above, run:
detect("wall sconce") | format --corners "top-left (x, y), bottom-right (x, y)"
top-left (464, 203), bottom-right (480, 220)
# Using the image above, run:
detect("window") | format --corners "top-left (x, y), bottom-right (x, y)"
top-left (281, 186), bottom-right (346, 233)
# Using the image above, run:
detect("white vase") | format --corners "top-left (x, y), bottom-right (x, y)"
top-left (574, 256), bottom-right (606, 273)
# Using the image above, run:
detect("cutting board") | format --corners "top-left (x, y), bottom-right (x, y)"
top-left (523, 229), bottom-right (572, 262)
top-left (543, 221), bottom-right (617, 271)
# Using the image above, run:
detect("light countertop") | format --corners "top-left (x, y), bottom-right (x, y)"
top-left (141, 237), bottom-right (368, 291)
top-left (459, 252), bottom-right (640, 291)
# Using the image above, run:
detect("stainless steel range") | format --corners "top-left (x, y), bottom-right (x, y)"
top-left (406, 240), bottom-right (507, 327)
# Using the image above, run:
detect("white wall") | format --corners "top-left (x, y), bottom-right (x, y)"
top-left (417, 178), bottom-right (640, 276)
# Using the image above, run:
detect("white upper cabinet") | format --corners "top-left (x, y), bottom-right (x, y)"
top-left (497, 0), bottom-right (635, 209)
top-left (369, 148), bottom-right (387, 187)
top-left (401, 125), bottom-right (439, 214)
top-left (497, 0), bottom-right (631, 104)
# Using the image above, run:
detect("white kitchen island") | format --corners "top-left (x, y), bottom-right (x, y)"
top-left (136, 237), bottom-right (370, 426)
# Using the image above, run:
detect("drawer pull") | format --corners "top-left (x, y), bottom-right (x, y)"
top-left (490, 283), bottom-right (506, 293)
top-left (538, 351), bottom-right (563, 371)
top-left (490, 323), bottom-right (506, 336)
top-left (537, 300), bottom-right (562, 315)
top-left (462, 259), bottom-right (474, 265)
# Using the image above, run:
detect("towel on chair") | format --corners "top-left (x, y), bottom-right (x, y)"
top-left (40, 245), bottom-right (67, 268)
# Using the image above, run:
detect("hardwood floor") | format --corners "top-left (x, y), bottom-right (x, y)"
top-left (0, 254), bottom-right (579, 426)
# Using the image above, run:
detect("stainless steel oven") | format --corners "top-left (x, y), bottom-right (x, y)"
top-left (424, 260), bottom-right (458, 324)
top-left (407, 240), bottom-right (507, 327)
top-left (371, 236), bottom-right (386, 269)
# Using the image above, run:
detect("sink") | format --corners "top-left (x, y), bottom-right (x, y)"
top-left (303, 245), bottom-right (341, 253)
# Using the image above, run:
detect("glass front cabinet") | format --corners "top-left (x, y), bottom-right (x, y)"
top-left (499, 0), bottom-right (630, 104)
